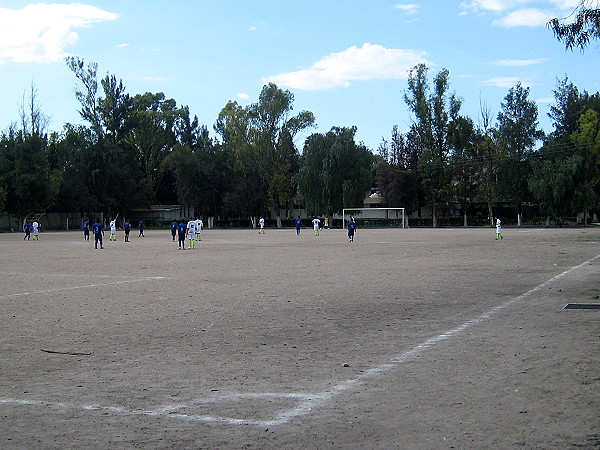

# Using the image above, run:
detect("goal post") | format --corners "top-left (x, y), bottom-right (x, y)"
top-left (342, 207), bottom-right (406, 229)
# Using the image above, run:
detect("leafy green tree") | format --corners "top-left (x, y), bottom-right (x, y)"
top-left (214, 100), bottom-right (267, 223)
top-left (496, 82), bottom-right (544, 225)
top-left (376, 125), bottom-right (421, 216)
top-left (571, 108), bottom-right (600, 220)
top-left (162, 112), bottom-right (233, 224)
top-left (298, 126), bottom-right (374, 217)
top-left (404, 64), bottom-right (460, 227)
top-left (65, 57), bottom-right (103, 139)
top-left (448, 115), bottom-right (478, 226)
top-left (99, 74), bottom-right (132, 145)
top-left (530, 77), bottom-right (600, 223)
top-left (49, 124), bottom-right (97, 213)
top-left (528, 146), bottom-right (583, 221)
top-left (247, 83), bottom-right (315, 226)
top-left (127, 92), bottom-right (180, 197)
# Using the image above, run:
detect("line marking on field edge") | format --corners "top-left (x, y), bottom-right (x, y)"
top-left (1, 254), bottom-right (598, 427)
top-left (0, 276), bottom-right (165, 299)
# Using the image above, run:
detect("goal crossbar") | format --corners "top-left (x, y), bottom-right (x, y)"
top-left (342, 207), bottom-right (406, 229)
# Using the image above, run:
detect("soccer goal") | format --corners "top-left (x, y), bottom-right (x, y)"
top-left (24, 212), bottom-right (45, 229)
top-left (342, 207), bottom-right (406, 229)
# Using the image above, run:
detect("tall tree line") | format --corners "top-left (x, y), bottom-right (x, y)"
top-left (1, 58), bottom-right (599, 227)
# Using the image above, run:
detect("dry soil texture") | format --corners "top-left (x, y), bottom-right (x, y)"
top-left (0, 226), bottom-right (599, 449)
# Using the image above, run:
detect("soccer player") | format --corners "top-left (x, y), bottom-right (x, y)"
top-left (170, 220), bottom-right (178, 241)
top-left (312, 217), bottom-right (320, 236)
top-left (186, 217), bottom-right (197, 249)
top-left (496, 217), bottom-right (503, 240)
top-left (347, 216), bottom-right (356, 242)
top-left (196, 217), bottom-right (203, 241)
top-left (23, 221), bottom-right (31, 240)
top-left (83, 218), bottom-right (90, 241)
top-left (259, 217), bottom-right (265, 234)
top-left (109, 214), bottom-right (118, 241)
top-left (32, 221), bottom-right (39, 240)
top-left (123, 219), bottom-right (131, 242)
top-left (138, 220), bottom-right (145, 237)
top-left (177, 219), bottom-right (187, 249)
top-left (295, 216), bottom-right (302, 235)
top-left (92, 219), bottom-right (104, 249)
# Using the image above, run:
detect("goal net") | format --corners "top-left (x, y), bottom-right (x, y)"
top-left (342, 207), bottom-right (406, 229)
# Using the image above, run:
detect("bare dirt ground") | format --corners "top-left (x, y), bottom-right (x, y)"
top-left (0, 225), bottom-right (599, 449)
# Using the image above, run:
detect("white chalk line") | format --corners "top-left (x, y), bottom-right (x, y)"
top-left (1, 253), bottom-right (598, 427)
top-left (0, 276), bottom-right (165, 300)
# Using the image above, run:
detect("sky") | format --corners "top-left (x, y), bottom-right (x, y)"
top-left (1, 0), bottom-right (599, 151)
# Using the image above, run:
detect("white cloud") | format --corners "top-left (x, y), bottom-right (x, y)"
top-left (493, 8), bottom-right (554, 26)
top-left (237, 93), bottom-right (250, 100)
top-left (480, 76), bottom-right (530, 88)
top-left (117, 43), bottom-right (130, 48)
top-left (0, 3), bottom-right (119, 63)
top-left (460, 0), bottom-right (582, 27)
top-left (393, 3), bottom-right (419, 14)
top-left (460, 0), bottom-right (527, 13)
top-left (492, 58), bottom-right (549, 66)
top-left (264, 43), bottom-right (431, 90)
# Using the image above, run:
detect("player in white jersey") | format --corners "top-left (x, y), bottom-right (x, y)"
top-left (495, 218), bottom-right (503, 240)
top-left (195, 218), bottom-right (203, 241)
top-left (109, 214), bottom-right (119, 241)
top-left (186, 218), bottom-right (197, 249)
top-left (312, 217), bottom-right (320, 236)
top-left (32, 221), bottom-right (39, 240)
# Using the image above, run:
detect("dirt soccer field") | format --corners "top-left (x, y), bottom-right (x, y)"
top-left (0, 226), bottom-right (599, 449)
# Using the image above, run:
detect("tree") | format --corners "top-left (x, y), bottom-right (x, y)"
top-left (404, 64), bottom-right (460, 227)
top-left (530, 77), bottom-right (600, 224)
top-left (246, 83), bottom-right (315, 227)
top-left (99, 74), bottom-right (132, 146)
top-left (298, 126), bottom-right (374, 217)
top-left (473, 100), bottom-right (502, 226)
top-left (214, 100), bottom-right (266, 224)
top-left (127, 92), bottom-right (180, 200)
top-left (570, 108), bottom-right (600, 221)
top-left (448, 115), bottom-right (478, 226)
top-left (548, 1), bottom-right (600, 51)
top-left (376, 126), bottom-right (421, 216)
top-left (65, 57), bottom-right (103, 139)
top-left (496, 82), bottom-right (544, 226)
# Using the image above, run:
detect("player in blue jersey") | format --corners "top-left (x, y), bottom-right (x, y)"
top-left (138, 220), bottom-right (145, 237)
top-left (295, 216), bottom-right (302, 235)
top-left (82, 218), bottom-right (90, 241)
top-left (170, 220), bottom-right (178, 241)
top-left (123, 219), bottom-right (131, 242)
top-left (177, 220), bottom-right (187, 249)
top-left (23, 221), bottom-right (31, 240)
top-left (92, 219), bottom-right (104, 249)
top-left (347, 216), bottom-right (356, 242)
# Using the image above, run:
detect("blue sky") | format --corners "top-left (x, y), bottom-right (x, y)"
top-left (1, 1), bottom-right (599, 150)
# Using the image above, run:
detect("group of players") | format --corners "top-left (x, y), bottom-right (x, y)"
top-left (22, 221), bottom-right (40, 240)
top-left (81, 215), bottom-right (144, 249)
top-left (170, 218), bottom-right (203, 249)
top-left (26, 214), bottom-right (357, 248)
top-left (79, 216), bottom-right (204, 250)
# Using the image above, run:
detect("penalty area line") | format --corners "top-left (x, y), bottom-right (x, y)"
top-left (0, 276), bottom-right (165, 299)
top-left (1, 254), bottom-right (598, 427)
